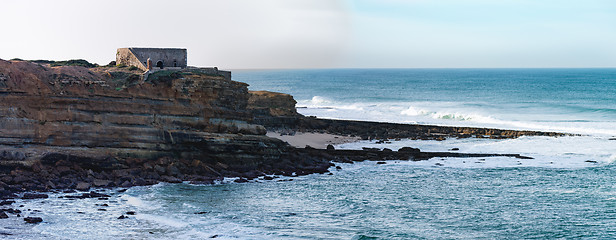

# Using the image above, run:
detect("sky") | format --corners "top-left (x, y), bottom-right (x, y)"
top-left (1, 0), bottom-right (615, 69)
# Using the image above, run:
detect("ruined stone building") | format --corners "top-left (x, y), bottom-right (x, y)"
top-left (116, 48), bottom-right (187, 71)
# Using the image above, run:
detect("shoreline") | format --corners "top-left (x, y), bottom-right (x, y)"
top-left (266, 131), bottom-right (361, 149)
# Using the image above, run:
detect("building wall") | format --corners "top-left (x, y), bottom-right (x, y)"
top-left (130, 48), bottom-right (187, 70)
top-left (116, 48), bottom-right (188, 71)
top-left (116, 48), bottom-right (147, 71)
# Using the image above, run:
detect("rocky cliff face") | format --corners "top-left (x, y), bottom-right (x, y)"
top-left (248, 90), bottom-right (300, 127)
top-left (0, 59), bottom-right (329, 193)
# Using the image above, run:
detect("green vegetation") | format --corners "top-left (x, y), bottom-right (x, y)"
top-left (108, 71), bottom-right (141, 90)
top-left (26, 59), bottom-right (98, 68)
top-left (146, 70), bottom-right (183, 86)
top-left (49, 59), bottom-right (98, 68)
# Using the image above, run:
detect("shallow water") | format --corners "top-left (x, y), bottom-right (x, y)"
top-left (7, 160), bottom-right (616, 239)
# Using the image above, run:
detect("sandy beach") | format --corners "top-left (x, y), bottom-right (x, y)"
top-left (266, 131), bottom-right (360, 149)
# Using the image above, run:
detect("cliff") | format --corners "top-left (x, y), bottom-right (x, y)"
top-left (0, 59), bottom-right (331, 194)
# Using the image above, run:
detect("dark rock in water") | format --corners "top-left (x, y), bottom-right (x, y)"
top-left (22, 193), bottom-right (48, 199)
top-left (262, 176), bottom-right (274, 180)
top-left (609, 138), bottom-right (616, 140)
top-left (335, 166), bottom-right (342, 170)
top-left (75, 182), bottom-right (91, 191)
top-left (97, 208), bottom-right (107, 211)
top-left (362, 147), bottom-right (380, 152)
top-left (398, 147), bottom-right (420, 153)
top-left (117, 189), bottom-right (128, 193)
top-left (435, 163), bottom-right (444, 166)
top-left (585, 160), bottom-right (598, 163)
top-left (0, 212), bottom-right (8, 219)
top-left (194, 211), bottom-right (208, 214)
top-left (326, 144), bottom-right (335, 150)
top-left (117, 215), bottom-right (127, 219)
top-left (382, 148), bottom-right (393, 153)
top-left (450, 148), bottom-right (460, 151)
top-left (376, 161), bottom-right (386, 164)
top-left (210, 235), bottom-right (219, 238)
top-left (0, 200), bottom-right (15, 206)
top-left (23, 217), bottom-right (43, 223)
top-left (126, 211), bottom-right (136, 215)
top-left (234, 178), bottom-right (249, 183)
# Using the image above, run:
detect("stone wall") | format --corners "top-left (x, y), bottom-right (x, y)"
top-left (117, 48), bottom-right (187, 71)
top-left (115, 48), bottom-right (146, 70)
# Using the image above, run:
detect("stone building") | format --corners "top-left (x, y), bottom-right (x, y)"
top-left (116, 48), bottom-right (187, 71)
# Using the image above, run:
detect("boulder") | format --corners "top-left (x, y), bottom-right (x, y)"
top-left (22, 193), bottom-right (48, 199)
top-left (398, 147), bottom-right (420, 153)
top-left (75, 182), bottom-right (91, 191)
top-left (23, 217), bottom-right (43, 223)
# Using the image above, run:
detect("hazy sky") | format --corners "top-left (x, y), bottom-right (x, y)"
top-left (1, 0), bottom-right (615, 68)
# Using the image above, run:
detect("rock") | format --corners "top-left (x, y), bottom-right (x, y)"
top-left (23, 217), bottom-right (43, 223)
top-left (126, 211), bottom-right (136, 215)
top-left (362, 147), bottom-right (380, 152)
top-left (450, 148), bottom-right (459, 151)
top-left (376, 161), bottom-right (386, 164)
top-left (262, 176), bottom-right (274, 180)
top-left (326, 144), bottom-right (335, 150)
top-left (194, 211), bottom-right (208, 214)
top-left (120, 181), bottom-right (133, 188)
top-left (92, 179), bottom-right (111, 187)
top-left (117, 215), bottom-right (127, 219)
top-left (75, 182), bottom-right (91, 191)
top-left (0, 212), bottom-right (8, 219)
top-left (234, 178), bottom-right (249, 183)
top-left (0, 200), bottom-right (15, 206)
top-left (161, 176), bottom-right (181, 183)
top-left (22, 193), bottom-right (48, 199)
top-left (398, 147), bottom-right (420, 153)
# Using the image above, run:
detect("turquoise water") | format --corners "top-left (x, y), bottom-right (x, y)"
top-left (235, 69), bottom-right (616, 135)
top-left (7, 69), bottom-right (616, 239)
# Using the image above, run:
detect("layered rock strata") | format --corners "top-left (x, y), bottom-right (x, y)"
top-left (0, 59), bottom-right (332, 196)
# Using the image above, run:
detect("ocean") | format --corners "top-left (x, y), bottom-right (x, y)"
top-left (6, 69), bottom-right (616, 239)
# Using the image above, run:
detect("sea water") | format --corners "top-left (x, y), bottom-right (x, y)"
top-left (5, 69), bottom-right (616, 239)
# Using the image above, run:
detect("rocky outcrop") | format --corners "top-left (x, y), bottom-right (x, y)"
top-left (248, 91), bottom-right (300, 127)
top-left (0, 59), bottom-right (329, 195)
top-left (247, 91), bottom-right (568, 140)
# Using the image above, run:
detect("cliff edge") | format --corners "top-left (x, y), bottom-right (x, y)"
top-left (0, 59), bottom-right (331, 195)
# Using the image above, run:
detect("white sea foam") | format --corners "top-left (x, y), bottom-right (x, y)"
top-left (297, 97), bottom-right (616, 136)
top-left (135, 214), bottom-right (189, 228)
top-left (336, 135), bottom-right (614, 169)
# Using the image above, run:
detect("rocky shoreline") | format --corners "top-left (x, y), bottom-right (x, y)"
top-left (0, 58), bottom-right (564, 226)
